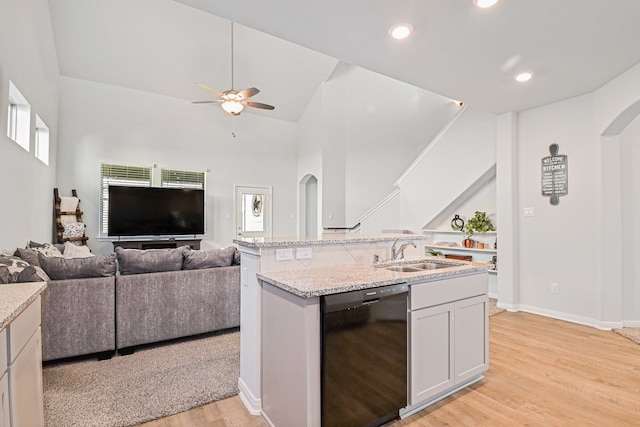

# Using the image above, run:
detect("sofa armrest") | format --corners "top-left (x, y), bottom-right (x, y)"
top-left (43, 276), bottom-right (115, 361)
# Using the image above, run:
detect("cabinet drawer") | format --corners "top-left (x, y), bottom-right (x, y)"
top-left (410, 273), bottom-right (487, 311)
top-left (0, 328), bottom-right (6, 375)
top-left (8, 296), bottom-right (41, 363)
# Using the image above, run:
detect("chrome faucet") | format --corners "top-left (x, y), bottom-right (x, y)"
top-left (391, 239), bottom-right (417, 260)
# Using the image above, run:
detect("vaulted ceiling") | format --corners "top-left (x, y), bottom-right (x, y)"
top-left (49, 0), bottom-right (640, 121)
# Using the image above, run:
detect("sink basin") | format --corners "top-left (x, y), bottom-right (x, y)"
top-left (383, 262), bottom-right (458, 273)
top-left (407, 262), bottom-right (455, 270)
top-left (384, 265), bottom-right (424, 272)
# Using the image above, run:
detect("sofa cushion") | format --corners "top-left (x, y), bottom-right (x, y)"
top-left (38, 252), bottom-right (117, 280)
top-left (182, 246), bottom-right (237, 270)
top-left (0, 254), bottom-right (50, 283)
top-left (115, 246), bottom-right (188, 275)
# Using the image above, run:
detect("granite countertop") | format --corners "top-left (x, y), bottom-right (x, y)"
top-left (0, 282), bottom-right (47, 331)
top-left (234, 234), bottom-right (428, 249)
top-left (257, 257), bottom-right (490, 298)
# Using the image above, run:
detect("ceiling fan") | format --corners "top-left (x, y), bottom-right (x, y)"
top-left (193, 22), bottom-right (275, 116)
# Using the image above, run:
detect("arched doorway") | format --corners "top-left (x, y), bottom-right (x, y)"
top-left (601, 99), bottom-right (640, 326)
top-left (299, 174), bottom-right (318, 238)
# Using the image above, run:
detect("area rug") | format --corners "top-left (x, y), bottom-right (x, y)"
top-left (43, 330), bottom-right (239, 427)
top-left (613, 327), bottom-right (640, 345)
top-left (489, 298), bottom-right (506, 316)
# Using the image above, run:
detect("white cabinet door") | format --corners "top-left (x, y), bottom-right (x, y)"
top-left (409, 302), bottom-right (454, 405)
top-left (454, 295), bottom-right (489, 385)
top-left (0, 373), bottom-right (9, 427)
top-left (9, 327), bottom-right (44, 427)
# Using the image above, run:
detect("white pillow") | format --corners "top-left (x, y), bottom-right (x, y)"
top-left (63, 241), bottom-right (95, 258)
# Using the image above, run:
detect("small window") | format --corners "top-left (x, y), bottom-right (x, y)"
top-left (35, 115), bottom-right (49, 165)
top-left (7, 81), bottom-right (31, 151)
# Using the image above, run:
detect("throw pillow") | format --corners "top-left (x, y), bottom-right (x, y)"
top-left (0, 255), bottom-right (30, 275)
top-left (29, 242), bottom-right (64, 258)
top-left (182, 246), bottom-right (237, 270)
top-left (0, 267), bottom-right (11, 284)
top-left (38, 252), bottom-right (117, 280)
top-left (16, 265), bottom-right (50, 283)
top-left (115, 245), bottom-right (188, 275)
top-left (63, 241), bottom-right (94, 258)
top-left (62, 222), bottom-right (85, 245)
top-left (14, 247), bottom-right (41, 266)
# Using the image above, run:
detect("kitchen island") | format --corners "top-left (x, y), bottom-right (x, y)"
top-left (234, 234), bottom-right (428, 415)
top-left (257, 258), bottom-right (489, 427)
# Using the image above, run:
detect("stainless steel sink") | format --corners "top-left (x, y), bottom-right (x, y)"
top-left (384, 262), bottom-right (458, 272)
top-left (384, 265), bottom-right (424, 272)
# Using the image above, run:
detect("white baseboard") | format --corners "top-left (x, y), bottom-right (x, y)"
top-left (238, 377), bottom-right (262, 415)
top-left (502, 303), bottom-right (622, 330)
top-left (622, 320), bottom-right (640, 328)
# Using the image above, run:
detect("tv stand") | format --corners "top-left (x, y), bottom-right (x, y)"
top-left (112, 239), bottom-right (201, 250)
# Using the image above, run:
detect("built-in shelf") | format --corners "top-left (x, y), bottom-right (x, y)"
top-left (426, 244), bottom-right (497, 255)
top-left (488, 270), bottom-right (498, 275)
top-left (423, 229), bottom-right (497, 236)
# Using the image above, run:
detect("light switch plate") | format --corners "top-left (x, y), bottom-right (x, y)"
top-left (296, 247), bottom-right (312, 259)
top-left (275, 248), bottom-right (293, 261)
top-left (524, 207), bottom-right (535, 217)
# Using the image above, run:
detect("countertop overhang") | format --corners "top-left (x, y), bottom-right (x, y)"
top-left (257, 258), bottom-right (490, 298)
top-left (234, 234), bottom-right (428, 249)
top-left (0, 282), bottom-right (47, 330)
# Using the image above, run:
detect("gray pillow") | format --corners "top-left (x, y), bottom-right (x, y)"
top-left (16, 266), bottom-right (50, 283)
top-left (38, 252), bottom-right (117, 280)
top-left (14, 248), bottom-right (41, 267)
top-left (0, 267), bottom-right (10, 284)
top-left (182, 246), bottom-right (237, 270)
top-left (115, 246), bottom-right (188, 275)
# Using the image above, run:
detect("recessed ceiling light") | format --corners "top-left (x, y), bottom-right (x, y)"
top-left (474, 0), bottom-right (499, 8)
top-left (515, 72), bottom-right (533, 82)
top-left (389, 24), bottom-right (413, 40)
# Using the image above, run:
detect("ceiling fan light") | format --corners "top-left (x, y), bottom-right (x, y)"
top-left (221, 100), bottom-right (244, 115)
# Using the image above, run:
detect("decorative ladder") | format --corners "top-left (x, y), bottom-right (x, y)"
top-left (54, 188), bottom-right (89, 245)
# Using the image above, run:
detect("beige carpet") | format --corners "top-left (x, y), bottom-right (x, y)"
top-left (43, 329), bottom-right (239, 427)
top-left (489, 298), bottom-right (506, 316)
top-left (613, 327), bottom-right (640, 345)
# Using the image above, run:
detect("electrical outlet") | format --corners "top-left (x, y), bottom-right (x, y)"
top-left (524, 207), bottom-right (535, 217)
top-left (275, 248), bottom-right (293, 261)
top-left (296, 247), bottom-right (312, 259)
top-left (550, 282), bottom-right (559, 294)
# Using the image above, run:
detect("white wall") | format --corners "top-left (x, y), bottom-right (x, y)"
top-left (56, 76), bottom-right (298, 254)
top-left (620, 115), bottom-right (640, 324)
top-left (0, 0), bottom-right (59, 249)
top-left (517, 93), bottom-right (599, 322)
top-left (297, 63), bottom-right (459, 231)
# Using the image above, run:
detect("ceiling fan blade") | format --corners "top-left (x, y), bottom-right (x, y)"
top-left (196, 83), bottom-right (223, 97)
top-left (192, 100), bottom-right (223, 104)
top-left (238, 87), bottom-right (260, 99)
top-left (245, 101), bottom-right (275, 110)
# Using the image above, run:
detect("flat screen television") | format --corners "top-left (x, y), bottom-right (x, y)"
top-left (108, 186), bottom-right (205, 237)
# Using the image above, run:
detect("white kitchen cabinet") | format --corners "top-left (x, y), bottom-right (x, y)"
top-left (409, 274), bottom-right (488, 407)
top-left (7, 297), bottom-right (44, 427)
top-left (1, 327), bottom-right (9, 427)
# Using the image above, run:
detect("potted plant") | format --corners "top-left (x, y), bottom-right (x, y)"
top-left (463, 211), bottom-right (495, 248)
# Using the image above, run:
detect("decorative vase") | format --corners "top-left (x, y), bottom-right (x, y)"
top-left (462, 238), bottom-right (475, 248)
top-left (451, 214), bottom-right (465, 231)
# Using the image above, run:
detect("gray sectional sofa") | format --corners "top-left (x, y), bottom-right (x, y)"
top-left (2, 243), bottom-right (241, 361)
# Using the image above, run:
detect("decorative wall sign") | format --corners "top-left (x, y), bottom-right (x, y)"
top-left (541, 143), bottom-right (568, 205)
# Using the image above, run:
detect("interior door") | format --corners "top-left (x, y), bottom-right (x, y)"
top-left (235, 186), bottom-right (272, 239)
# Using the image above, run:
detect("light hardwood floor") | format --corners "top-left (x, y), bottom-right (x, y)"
top-left (141, 311), bottom-right (640, 427)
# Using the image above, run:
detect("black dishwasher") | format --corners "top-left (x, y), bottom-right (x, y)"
top-left (321, 283), bottom-right (408, 427)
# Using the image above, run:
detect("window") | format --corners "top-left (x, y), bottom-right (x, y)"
top-left (100, 164), bottom-right (152, 235)
top-left (7, 81), bottom-right (31, 151)
top-left (35, 115), bottom-right (49, 165)
top-left (161, 169), bottom-right (205, 189)
top-left (100, 163), bottom-right (206, 235)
